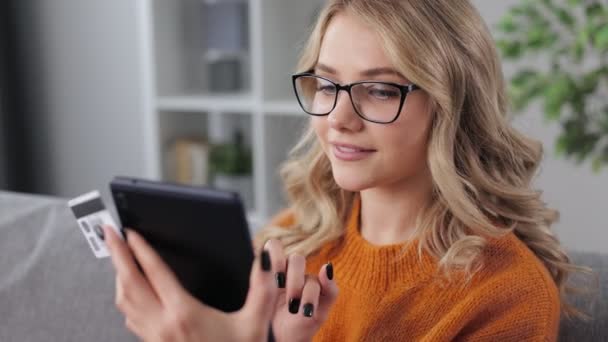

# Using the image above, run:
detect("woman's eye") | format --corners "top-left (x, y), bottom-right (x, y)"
top-left (317, 84), bottom-right (336, 95)
top-left (369, 87), bottom-right (399, 99)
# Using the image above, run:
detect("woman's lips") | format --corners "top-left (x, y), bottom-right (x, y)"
top-left (331, 143), bottom-right (376, 161)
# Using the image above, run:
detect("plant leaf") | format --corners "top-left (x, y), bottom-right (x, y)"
top-left (592, 155), bottom-right (603, 172)
top-left (585, 3), bottom-right (603, 19)
top-left (498, 13), bottom-right (518, 33)
top-left (594, 25), bottom-right (608, 51)
top-left (544, 75), bottom-right (572, 120)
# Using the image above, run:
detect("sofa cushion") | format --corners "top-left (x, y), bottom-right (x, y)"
top-left (0, 191), bottom-right (136, 342)
top-left (559, 251), bottom-right (608, 341)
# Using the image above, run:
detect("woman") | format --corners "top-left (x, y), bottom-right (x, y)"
top-left (106, 0), bottom-right (589, 341)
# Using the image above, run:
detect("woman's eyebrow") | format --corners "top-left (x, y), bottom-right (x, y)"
top-left (314, 63), bottom-right (337, 74)
top-left (314, 63), bottom-right (406, 79)
top-left (360, 67), bottom-right (405, 78)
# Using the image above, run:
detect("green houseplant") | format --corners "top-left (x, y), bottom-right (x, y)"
top-left (209, 130), bottom-right (252, 177)
top-left (496, 0), bottom-right (608, 171)
top-left (209, 130), bottom-right (253, 209)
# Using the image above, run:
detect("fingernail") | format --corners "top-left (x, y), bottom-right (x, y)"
top-left (275, 272), bottom-right (286, 288)
top-left (94, 224), bottom-right (105, 241)
top-left (261, 250), bottom-right (271, 271)
top-left (326, 262), bottom-right (334, 280)
top-left (288, 298), bottom-right (301, 314)
top-left (101, 226), bottom-right (111, 244)
top-left (303, 303), bottom-right (314, 317)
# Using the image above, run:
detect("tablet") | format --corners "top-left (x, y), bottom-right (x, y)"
top-left (109, 176), bottom-right (254, 313)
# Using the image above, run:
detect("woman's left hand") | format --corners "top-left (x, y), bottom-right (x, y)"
top-left (104, 226), bottom-right (279, 342)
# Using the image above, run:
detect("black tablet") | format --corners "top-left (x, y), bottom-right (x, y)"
top-left (109, 176), bottom-right (254, 313)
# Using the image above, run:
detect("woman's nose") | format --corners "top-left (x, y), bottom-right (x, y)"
top-left (327, 91), bottom-right (364, 132)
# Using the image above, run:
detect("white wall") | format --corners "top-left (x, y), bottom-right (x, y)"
top-left (473, 0), bottom-right (608, 254)
top-left (17, 0), bottom-right (146, 201)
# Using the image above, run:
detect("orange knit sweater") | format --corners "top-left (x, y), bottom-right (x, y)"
top-left (272, 196), bottom-right (561, 341)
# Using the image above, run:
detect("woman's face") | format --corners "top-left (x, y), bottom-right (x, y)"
top-left (311, 11), bottom-right (434, 193)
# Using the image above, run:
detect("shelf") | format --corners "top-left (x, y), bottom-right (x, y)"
top-left (263, 100), bottom-right (302, 116)
top-left (203, 0), bottom-right (248, 5)
top-left (156, 96), bottom-right (305, 117)
top-left (147, 0), bottom-right (324, 219)
top-left (204, 49), bottom-right (248, 63)
top-left (157, 94), bottom-right (254, 113)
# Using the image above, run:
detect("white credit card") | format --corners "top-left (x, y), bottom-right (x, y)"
top-left (67, 190), bottom-right (124, 258)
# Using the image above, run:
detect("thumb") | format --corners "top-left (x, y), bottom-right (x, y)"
top-left (238, 247), bottom-right (278, 340)
top-left (316, 262), bottom-right (339, 323)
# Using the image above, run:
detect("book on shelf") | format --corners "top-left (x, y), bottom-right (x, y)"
top-left (166, 137), bottom-right (210, 186)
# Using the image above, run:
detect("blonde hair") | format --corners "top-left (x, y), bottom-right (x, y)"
top-left (256, 0), bottom-right (593, 319)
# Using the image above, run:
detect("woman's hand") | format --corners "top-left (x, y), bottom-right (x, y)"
top-left (263, 240), bottom-right (339, 342)
top-left (104, 226), bottom-right (279, 342)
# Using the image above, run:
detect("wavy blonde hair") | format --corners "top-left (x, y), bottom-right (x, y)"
top-left (256, 0), bottom-right (593, 319)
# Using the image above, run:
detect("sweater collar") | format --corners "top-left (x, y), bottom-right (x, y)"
top-left (328, 194), bottom-right (438, 292)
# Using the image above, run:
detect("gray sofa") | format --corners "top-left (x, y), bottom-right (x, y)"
top-left (0, 191), bottom-right (605, 341)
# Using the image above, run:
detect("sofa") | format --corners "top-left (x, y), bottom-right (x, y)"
top-left (0, 190), bottom-right (605, 341)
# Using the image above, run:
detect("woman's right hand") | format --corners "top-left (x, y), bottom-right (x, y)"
top-left (105, 226), bottom-right (281, 342)
top-left (263, 239), bottom-right (339, 342)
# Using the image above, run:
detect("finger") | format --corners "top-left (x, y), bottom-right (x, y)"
top-left (103, 225), bottom-right (152, 299)
top-left (285, 254), bottom-right (306, 314)
top-left (264, 239), bottom-right (287, 289)
top-left (124, 317), bottom-right (154, 342)
top-left (104, 225), bottom-right (140, 277)
top-left (124, 229), bottom-right (187, 306)
top-left (106, 227), bottom-right (161, 326)
top-left (113, 273), bottom-right (157, 317)
top-left (316, 262), bottom-right (339, 322)
top-left (124, 318), bottom-right (138, 336)
top-left (300, 275), bottom-right (321, 318)
top-left (239, 245), bottom-right (278, 339)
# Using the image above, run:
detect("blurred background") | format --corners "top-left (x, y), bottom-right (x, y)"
top-left (0, 0), bottom-right (606, 253)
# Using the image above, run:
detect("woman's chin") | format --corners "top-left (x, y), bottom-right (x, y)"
top-left (332, 173), bottom-right (372, 192)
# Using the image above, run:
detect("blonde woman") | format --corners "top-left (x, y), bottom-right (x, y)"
top-left (105, 0), bottom-right (589, 341)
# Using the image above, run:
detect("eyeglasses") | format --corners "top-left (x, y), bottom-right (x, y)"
top-left (292, 72), bottom-right (421, 124)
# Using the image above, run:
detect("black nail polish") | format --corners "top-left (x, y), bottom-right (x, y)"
top-left (326, 262), bottom-right (334, 280)
top-left (303, 303), bottom-right (314, 317)
top-left (275, 272), bottom-right (286, 288)
top-left (261, 250), bottom-right (271, 271)
top-left (288, 298), bottom-right (301, 314)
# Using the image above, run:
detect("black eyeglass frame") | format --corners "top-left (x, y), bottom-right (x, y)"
top-left (291, 72), bottom-right (421, 124)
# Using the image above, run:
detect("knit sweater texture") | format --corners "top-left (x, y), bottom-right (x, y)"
top-left (271, 195), bottom-right (560, 341)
